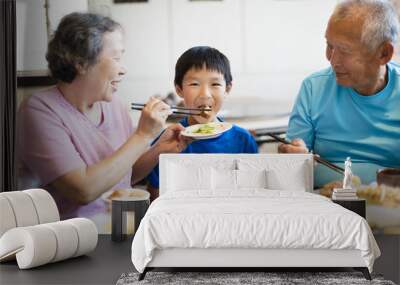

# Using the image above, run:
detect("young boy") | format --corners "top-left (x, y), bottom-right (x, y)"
top-left (146, 46), bottom-right (258, 200)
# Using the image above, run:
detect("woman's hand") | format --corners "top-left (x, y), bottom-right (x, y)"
top-left (135, 97), bottom-right (172, 140)
top-left (154, 124), bottom-right (191, 153)
top-left (131, 124), bottom-right (191, 185)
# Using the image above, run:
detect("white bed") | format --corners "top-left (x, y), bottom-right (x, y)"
top-left (131, 154), bottom-right (380, 280)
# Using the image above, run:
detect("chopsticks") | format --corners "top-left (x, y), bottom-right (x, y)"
top-left (266, 133), bottom-right (345, 175)
top-left (131, 103), bottom-right (211, 116)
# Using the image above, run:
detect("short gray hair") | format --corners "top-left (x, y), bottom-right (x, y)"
top-left (332, 0), bottom-right (400, 51)
top-left (46, 12), bottom-right (121, 83)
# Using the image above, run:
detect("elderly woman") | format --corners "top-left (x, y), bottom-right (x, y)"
top-left (17, 12), bottom-right (187, 222)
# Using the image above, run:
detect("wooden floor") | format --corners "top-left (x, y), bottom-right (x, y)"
top-left (0, 235), bottom-right (134, 285)
top-left (0, 234), bottom-right (398, 285)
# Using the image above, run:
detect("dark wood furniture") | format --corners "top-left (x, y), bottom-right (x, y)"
top-left (332, 199), bottom-right (366, 219)
top-left (112, 198), bottom-right (149, 242)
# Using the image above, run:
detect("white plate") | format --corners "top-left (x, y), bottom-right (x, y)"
top-left (181, 122), bottom-right (232, 140)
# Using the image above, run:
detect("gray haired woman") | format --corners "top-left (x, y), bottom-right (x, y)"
top-left (17, 13), bottom-right (188, 224)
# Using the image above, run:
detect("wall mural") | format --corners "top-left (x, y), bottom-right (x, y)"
top-left (14, 1), bottom-right (400, 236)
top-left (392, 0), bottom-right (400, 62)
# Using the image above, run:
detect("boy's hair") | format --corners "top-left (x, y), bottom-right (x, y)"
top-left (174, 46), bottom-right (233, 88)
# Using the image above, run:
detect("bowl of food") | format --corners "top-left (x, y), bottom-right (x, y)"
top-left (101, 188), bottom-right (150, 203)
top-left (377, 168), bottom-right (400, 188)
top-left (360, 182), bottom-right (400, 229)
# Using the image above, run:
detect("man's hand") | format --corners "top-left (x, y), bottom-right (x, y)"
top-left (278, 138), bottom-right (309, 153)
top-left (154, 124), bottom-right (191, 153)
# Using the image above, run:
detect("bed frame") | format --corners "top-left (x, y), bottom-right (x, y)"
top-left (138, 154), bottom-right (372, 281)
top-left (139, 248), bottom-right (371, 280)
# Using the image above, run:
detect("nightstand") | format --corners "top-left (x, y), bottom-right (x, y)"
top-left (111, 189), bottom-right (150, 242)
top-left (332, 199), bottom-right (366, 218)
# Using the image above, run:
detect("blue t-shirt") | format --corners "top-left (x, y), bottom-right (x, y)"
top-left (287, 62), bottom-right (400, 186)
top-left (147, 117), bottom-right (258, 188)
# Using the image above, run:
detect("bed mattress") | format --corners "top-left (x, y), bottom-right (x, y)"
top-left (131, 190), bottom-right (380, 273)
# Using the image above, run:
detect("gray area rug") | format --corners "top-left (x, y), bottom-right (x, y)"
top-left (116, 271), bottom-right (396, 285)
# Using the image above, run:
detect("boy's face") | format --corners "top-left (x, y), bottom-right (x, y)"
top-left (176, 66), bottom-right (231, 124)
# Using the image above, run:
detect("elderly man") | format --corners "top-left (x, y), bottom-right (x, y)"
top-left (279, 0), bottom-right (400, 186)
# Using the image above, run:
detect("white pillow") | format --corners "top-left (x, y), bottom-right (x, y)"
top-left (266, 163), bottom-right (308, 191)
top-left (236, 169), bottom-right (267, 189)
top-left (211, 169), bottom-right (268, 191)
top-left (167, 163), bottom-right (212, 191)
top-left (211, 168), bottom-right (237, 191)
top-left (237, 158), bottom-right (311, 191)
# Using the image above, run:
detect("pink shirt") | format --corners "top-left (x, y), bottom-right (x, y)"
top-left (17, 87), bottom-right (134, 219)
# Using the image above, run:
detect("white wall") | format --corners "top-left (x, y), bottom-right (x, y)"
top-left (90, 0), bottom-right (338, 110)
top-left (16, 0), bottom-right (88, 72)
top-left (16, 0), bottom-right (48, 72)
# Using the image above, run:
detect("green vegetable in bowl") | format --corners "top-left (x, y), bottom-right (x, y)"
top-left (193, 124), bottom-right (216, 134)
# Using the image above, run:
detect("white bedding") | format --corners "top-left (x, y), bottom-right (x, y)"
top-left (131, 190), bottom-right (380, 273)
